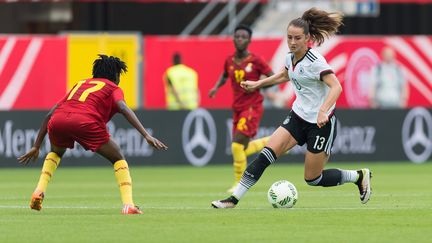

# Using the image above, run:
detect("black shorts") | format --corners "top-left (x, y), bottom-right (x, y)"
top-left (281, 111), bottom-right (337, 154)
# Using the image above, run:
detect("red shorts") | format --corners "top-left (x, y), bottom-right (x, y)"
top-left (232, 105), bottom-right (263, 138)
top-left (48, 112), bottom-right (110, 152)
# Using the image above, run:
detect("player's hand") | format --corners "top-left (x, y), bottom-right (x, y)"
top-left (240, 80), bottom-right (259, 92)
top-left (145, 136), bottom-right (168, 151)
top-left (208, 88), bottom-right (217, 98)
top-left (317, 111), bottom-right (329, 128)
top-left (17, 146), bottom-right (40, 165)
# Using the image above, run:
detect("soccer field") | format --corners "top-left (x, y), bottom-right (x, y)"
top-left (1, 162), bottom-right (431, 243)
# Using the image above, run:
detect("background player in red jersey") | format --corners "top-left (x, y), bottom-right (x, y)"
top-left (18, 55), bottom-right (168, 214)
top-left (209, 25), bottom-right (274, 192)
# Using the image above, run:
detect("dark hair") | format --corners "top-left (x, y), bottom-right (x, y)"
top-left (289, 8), bottom-right (343, 46)
top-left (173, 52), bottom-right (181, 65)
top-left (92, 54), bottom-right (127, 82)
top-left (234, 24), bottom-right (252, 38)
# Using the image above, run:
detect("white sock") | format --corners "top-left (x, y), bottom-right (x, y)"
top-left (340, 170), bottom-right (359, 184)
top-left (232, 183), bottom-right (249, 200)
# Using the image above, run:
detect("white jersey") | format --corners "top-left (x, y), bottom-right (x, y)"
top-left (285, 48), bottom-right (334, 123)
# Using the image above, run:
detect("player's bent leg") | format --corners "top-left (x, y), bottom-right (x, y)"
top-left (34, 152), bottom-right (62, 193)
top-left (113, 160), bottom-right (135, 205)
top-left (304, 152), bottom-right (372, 203)
top-left (266, 127), bottom-right (298, 157)
top-left (231, 142), bottom-right (247, 183)
top-left (96, 138), bottom-right (125, 164)
top-left (229, 133), bottom-right (250, 192)
top-left (113, 161), bottom-right (142, 214)
top-left (305, 169), bottom-right (342, 187)
top-left (212, 128), bottom-right (297, 208)
top-left (212, 147), bottom-right (277, 209)
top-left (244, 136), bottom-right (270, 156)
top-left (31, 146), bottom-right (65, 211)
top-left (231, 142), bottom-right (246, 191)
top-left (304, 151), bottom-right (328, 181)
top-left (96, 139), bottom-right (142, 214)
top-left (304, 152), bottom-right (344, 187)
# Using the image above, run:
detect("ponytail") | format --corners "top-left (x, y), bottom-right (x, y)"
top-left (289, 8), bottom-right (343, 46)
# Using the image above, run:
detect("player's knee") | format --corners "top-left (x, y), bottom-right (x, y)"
top-left (107, 152), bottom-right (126, 164)
top-left (305, 174), bottom-right (322, 186)
top-left (50, 144), bottom-right (66, 157)
top-left (115, 154), bottom-right (126, 162)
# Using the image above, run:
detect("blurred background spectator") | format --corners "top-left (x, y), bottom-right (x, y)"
top-left (369, 46), bottom-right (408, 108)
top-left (163, 53), bottom-right (199, 110)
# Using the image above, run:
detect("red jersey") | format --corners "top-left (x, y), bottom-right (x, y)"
top-left (55, 78), bottom-right (124, 124)
top-left (224, 53), bottom-right (272, 111)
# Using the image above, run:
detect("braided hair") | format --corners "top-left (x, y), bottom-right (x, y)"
top-left (92, 54), bottom-right (127, 83)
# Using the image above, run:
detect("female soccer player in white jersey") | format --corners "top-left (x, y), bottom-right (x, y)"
top-left (212, 8), bottom-right (372, 208)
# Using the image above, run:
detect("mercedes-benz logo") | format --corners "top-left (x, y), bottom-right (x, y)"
top-left (402, 107), bottom-right (432, 164)
top-left (182, 108), bottom-right (217, 166)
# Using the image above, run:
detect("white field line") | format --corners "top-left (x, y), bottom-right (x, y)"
top-left (0, 205), bottom-right (429, 211)
top-left (0, 192), bottom-right (430, 200)
top-left (0, 192), bottom-right (432, 200)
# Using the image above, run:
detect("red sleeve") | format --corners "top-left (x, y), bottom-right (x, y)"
top-left (112, 87), bottom-right (125, 102)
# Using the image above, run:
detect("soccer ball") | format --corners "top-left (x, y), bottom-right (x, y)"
top-left (267, 180), bottom-right (298, 208)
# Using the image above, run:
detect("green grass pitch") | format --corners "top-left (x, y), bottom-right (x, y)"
top-left (0, 162), bottom-right (431, 243)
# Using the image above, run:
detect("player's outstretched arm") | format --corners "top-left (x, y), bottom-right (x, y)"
top-left (209, 72), bottom-right (228, 98)
top-left (241, 68), bottom-right (289, 92)
top-left (116, 100), bottom-right (168, 151)
top-left (18, 104), bottom-right (58, 165)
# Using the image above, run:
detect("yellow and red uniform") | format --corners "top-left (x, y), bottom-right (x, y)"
top-left (224, 53), bottom-right (272, 137)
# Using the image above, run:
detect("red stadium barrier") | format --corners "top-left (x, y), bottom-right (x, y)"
top-left (143, 36), bottom-right (281, 109)
top-left (0, 35), bottom-right (430, 110)
top-left (0, 36), bottom-right (67, 110)
top-left (143, 35), bottom-right (432, 109)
